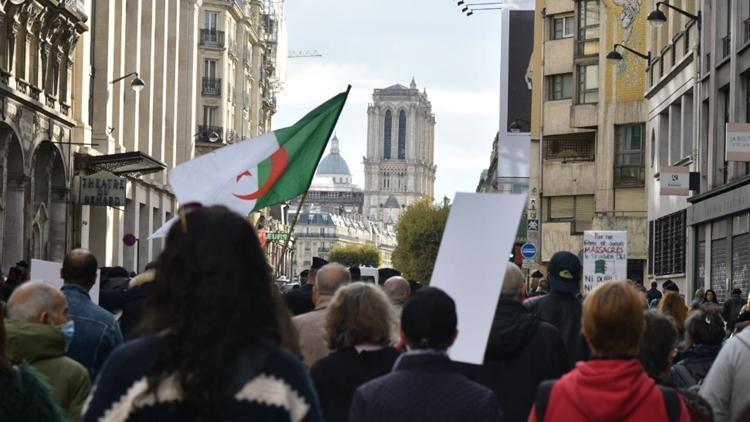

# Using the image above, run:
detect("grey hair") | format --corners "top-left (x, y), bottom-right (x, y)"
top-left (316, 263), bottom-right (351, 296)
top-left (500, 263), bottom-right (526, 299)
top-left (7, 281), bottom-right (62, 322)
top-left (383, 276), bottom-right (411, 303)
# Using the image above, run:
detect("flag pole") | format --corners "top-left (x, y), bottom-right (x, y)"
top-left (276, 190), bottom-right (308, 277)
top-left (275, 84), bottom-right (351, 278)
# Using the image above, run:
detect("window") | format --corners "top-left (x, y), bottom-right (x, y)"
top-left (547, 74), bottom-right (573, 100)
top-left (547, 195), bottom-right (594, 233)
top-left (398, 110), bottom-right (406, 160)
top-left (384, 110), bottom-right (392, 159)
top-left (577, 0), bottom-right (600, 41)
top-left (551, 15), bottom-right (574, 39)
top-left (651, 210), bottom-right (686, 276)
top-left (203, 106), bottom-right (217, 126)
top-left (614, 124), bottom-right (645, 186)
top-left (543, 137), bottom-right (594, 161)
top-left (205, 11), bottom-right (218, 31)
top-left (204, 59), bottom-right (217, 78)
top-left (577, 64), bottom-right (598, 104)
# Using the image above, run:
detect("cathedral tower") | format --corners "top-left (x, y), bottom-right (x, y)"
top-left (364, 79), bottom-right (436, 224)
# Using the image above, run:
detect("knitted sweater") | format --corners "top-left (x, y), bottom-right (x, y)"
top-left (82, 336), bottom-right (322, 422)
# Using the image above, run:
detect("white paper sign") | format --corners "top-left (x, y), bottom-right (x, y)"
top-left (582, 231), bottom-right (628, 294)
top-left (30, 259), bottom-right (101, 305)
top-left (430, 192), bottom-right (527, 364)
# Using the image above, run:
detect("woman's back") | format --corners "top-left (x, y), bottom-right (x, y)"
top-left (83, 336), bottom-right (321, 422)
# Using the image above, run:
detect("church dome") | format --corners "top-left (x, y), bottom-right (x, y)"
top-left (316, 135), bottom-right (351, 176)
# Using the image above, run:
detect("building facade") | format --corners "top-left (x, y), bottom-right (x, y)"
top-left (363, 79), bottom-right (436, 225)
top-left (195, 0), bottom-right (279, 155)
top-left (290, 135), bottom-right (394, 274)
top-left (646, 0), bottom-right (750, 301)
top-left (530, 0), bottom-right (649, 283)
top-left (0, 0), bottom-right (88, 266)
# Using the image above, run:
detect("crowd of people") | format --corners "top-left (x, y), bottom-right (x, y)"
top-left (0, 205), bottom-right (749, 421)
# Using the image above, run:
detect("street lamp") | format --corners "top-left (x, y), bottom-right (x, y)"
top-left (606, 43), bottom-right (651, 63)
top-left (9, 0), bottom-right (27, 5)
top-left (110, 72), bottom-right (146, 92)
top-left (647, 2), bottom-right (701, 29)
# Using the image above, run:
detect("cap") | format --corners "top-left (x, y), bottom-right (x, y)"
top-left (547, 251), bottom-right (581, 294)
top-left (531, 270), bottom-right (544, 278)
top-left (401, 287), bottom-right (457, 349)
top-left (732, 288), bottom-right (742, 296)
top-left (311, 257), bottom-right (328, 270)
top-left (664, 281), bottom-right (679, 293)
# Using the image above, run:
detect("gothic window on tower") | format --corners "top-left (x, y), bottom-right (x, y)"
top-left (384, 110), bottom-right (392, 159)
top-left (398, 110), bottom-right (406, 160)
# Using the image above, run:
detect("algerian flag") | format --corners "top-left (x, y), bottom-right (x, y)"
top-left (150, 86), bottom-right (350, 238)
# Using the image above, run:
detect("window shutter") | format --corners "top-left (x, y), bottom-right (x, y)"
top-left (575, 195), bottom-right (595, 231)
top-left (550, 196), bottom-right (574, 219)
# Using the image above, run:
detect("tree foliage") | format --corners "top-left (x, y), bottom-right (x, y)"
top-left (392, 198), bottom-right (449, 284)
top-left (327, 243), bottom-right (381, 267)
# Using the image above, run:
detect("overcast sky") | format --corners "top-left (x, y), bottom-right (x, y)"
top-left (274, 0), bottom-right (534, 201)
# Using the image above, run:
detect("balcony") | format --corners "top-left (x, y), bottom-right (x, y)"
top-left (722, 35), bottom-right (731, 59)
top-left (745, 18), bottom-right (750, 44)
top-left (197, 125), bottom-right (224, 143)
top-left (202, 77), bottom-right (221, 96)
top-left (199, 29), bottom-right (225, 48)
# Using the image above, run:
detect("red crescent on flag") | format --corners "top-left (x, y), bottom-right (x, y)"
top-left (233, 148), bottom-right (290, 201)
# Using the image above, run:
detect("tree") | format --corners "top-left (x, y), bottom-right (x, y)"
top-left (327, 243), bottom-right (381, 267)
top-left (392, 198), bottom-right (449, 284)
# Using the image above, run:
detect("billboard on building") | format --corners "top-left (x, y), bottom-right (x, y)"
top-left (497, 9), bottom-right (534, 180)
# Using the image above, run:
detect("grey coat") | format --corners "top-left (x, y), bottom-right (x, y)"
top-left (699, 329), bottom-right (750, 422)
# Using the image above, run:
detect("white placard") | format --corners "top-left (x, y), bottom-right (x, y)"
top-left (582, 231), bottom-right (628, 294)
top-left (430, 192), bottom-right (527, 364)
top-left (660, 166), bottom-right (689, 196)
top-left (30, 259), bottom-right (101, 305)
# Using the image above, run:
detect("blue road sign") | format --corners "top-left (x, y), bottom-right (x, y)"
top-left (521, 242), bottom-right (537, 259)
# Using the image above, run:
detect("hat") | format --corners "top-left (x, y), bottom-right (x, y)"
top-left (531, 270), bottom-right (544, 278)
top-left (311, 257), bottom-right (328, 270)
top-left (401, 287), bottom-right (457, 349)
top-left (378, 268), bottom-right (401, 285)
top-left (547, 251), bottom-right (581, 294)
top-left (15, 260), bottom-right (29, 269)
top-left (664, 281), bottom-right (679, 293)
top-left (732, 288), bottom-right (742, 296)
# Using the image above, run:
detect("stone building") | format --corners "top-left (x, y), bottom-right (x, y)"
top-left (0, 0), bottom-right (88, 266)
top-left (363, 79), bottom-right (436, 224)
top-left (0, 0), bottom-right (281, 273)
top-left (195, 0), bottom-right (279, 154)
top-left (529, 0), bottom-right (649, 283)
top-left (645, 0), bottom-right (750, 300)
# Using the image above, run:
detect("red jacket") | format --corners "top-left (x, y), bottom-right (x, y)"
top-left (528, 359), bottom-right (690, 422)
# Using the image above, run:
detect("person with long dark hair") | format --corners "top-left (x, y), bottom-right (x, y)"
top-left (0, 303), bottom-right (66, 421)
top-left (83, 206), bottom-right (321, 422)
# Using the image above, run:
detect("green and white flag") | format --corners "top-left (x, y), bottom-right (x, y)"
top-left (150, 87), bottom-right (350, 238)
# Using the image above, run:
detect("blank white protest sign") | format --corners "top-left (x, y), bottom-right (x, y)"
top-left (30, 259), bottom-right (101, 305)
top-left (430, 192), bottom-right (527, 365)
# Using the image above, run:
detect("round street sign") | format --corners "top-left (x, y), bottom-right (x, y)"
top-left (122, 233), bottom-right (137, 247)
top-left (521, 242), bottom-right (537, 259)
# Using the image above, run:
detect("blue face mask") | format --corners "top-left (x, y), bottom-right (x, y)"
top-left (56, 321), bottom-right (75, 352)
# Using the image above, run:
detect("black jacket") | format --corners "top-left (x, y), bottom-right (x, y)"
top-left (647, 287), bottom-right (663, 304)
top-left (525, 290), bottom-right (590, 363)
top-left (284, 284), bottom-right (314, 316)
top-left (350, 352), bottom-right (502, 422)
top-left (722, 295), bottom-right (744, 332)
top-left (670, 343), bottom-right (721, 389)
top-left (467, 299), bottom-right (570, 422)
top-left (310, 347), bottom-right (399, 422)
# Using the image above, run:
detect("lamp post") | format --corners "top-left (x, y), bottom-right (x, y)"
top-left (647, 2), bottom-right (701, 29)
top-left (456, 1), bottom-right (506, 16)
top-left (606, 43), bottom-right (651, 63)
top-left (110, 72), bottom-right (146, 92)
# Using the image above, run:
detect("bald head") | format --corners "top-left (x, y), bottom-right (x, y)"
top-left (315, 263), bottom-right (351, 297)
top-left (7, 281), bottom-right (69, 326)
top-left (500, 263), bottom-right (526, 302)
top-left (384, 276), bottom-right (411, 304)
top-left (62, 248), bottom-right (98, 289)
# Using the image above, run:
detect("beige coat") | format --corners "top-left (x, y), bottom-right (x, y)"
top-left (292, 301), bottom-right (331, 368)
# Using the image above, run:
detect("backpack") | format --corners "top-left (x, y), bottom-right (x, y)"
top-left (670, 358), bottom-right (713, 393)
top-left (534, 380), bottom-right (681, 422)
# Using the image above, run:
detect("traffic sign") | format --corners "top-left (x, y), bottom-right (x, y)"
top-left (522, 259), bottom-right (535, 269)
top-left (122, 233), bottom-right (137, 247)
top-left (527, 219), bottom-right (539, 232)
top-left (520, 242), bottom-right (537, 259)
